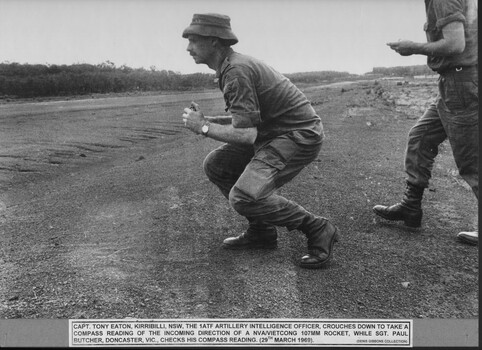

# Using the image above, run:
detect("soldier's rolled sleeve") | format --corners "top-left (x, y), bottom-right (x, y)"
top-left (231, 110), bottom-right (261, 128)
top-left (432, 0), bottom-right (465, 29)
top-left (223, 72), bottom-right (261, 128)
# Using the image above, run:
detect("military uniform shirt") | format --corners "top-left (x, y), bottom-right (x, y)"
top-left (217, 49), bottom-right (323, 144)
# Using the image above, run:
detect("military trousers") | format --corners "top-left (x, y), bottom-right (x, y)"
top-left (405, 67), bottom-right (479, 199)
top-left (203, 130), bottom-right (323, 232)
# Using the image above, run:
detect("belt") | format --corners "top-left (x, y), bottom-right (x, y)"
top-left (438, 65), bottom-right (478, 74)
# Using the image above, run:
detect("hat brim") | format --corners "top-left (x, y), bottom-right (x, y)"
top-left (182, 24), bottom-right (238, 45)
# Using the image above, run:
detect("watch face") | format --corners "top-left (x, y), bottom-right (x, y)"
top-left (202, 124), bottom-right (209, 134)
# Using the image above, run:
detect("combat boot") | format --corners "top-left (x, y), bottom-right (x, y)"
top-left (223, 221), bottom-right (277, 249)
top-left (456, 231), bottom-right (478, 245)
top-left (373, 182), bottom-right (424, 228)
top-left (299, 215), bottom-right (339, 269)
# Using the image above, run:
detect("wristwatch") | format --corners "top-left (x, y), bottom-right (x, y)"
top-left (201, 121), bottom-right (210, 136)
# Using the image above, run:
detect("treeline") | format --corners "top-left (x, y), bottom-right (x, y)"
top-left (371, 65), bottom-right (435, 76)
top-left (0, 61), bottom-right (217, 99)
top-left (0, 61), bottom-right (435, 99)
top-left (0, 62), bottom-right (357, 99)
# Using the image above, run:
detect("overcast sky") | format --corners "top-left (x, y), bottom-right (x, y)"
top-left (0, 0), bottom-right (429, 75)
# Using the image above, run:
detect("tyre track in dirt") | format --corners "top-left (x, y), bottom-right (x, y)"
top-left (1, 90), bottom-right (304, 318)
top-left (0, 91), bottom-right (221, 183)
top-left (1, 91), bottom-right (218, 317)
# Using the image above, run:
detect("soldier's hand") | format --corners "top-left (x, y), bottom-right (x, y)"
top-left (387, 41), bottom-right (416, 56)
top-left (190, 101), bottom-right (200, 111)
top-left (182, 103), bottom-right (205, 134)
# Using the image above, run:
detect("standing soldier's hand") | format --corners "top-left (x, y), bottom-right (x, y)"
top-left (387, 41), bottom-right (416, 56)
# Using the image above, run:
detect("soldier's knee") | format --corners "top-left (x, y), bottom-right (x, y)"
top-left (229, 186), bottom-right (255, 216)
top-left (407, 126), bottom-right (421, 143)
top-left (203, 150), bottom-right (217, 180)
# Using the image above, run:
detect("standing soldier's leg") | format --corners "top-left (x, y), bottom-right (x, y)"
top-left (373, 104), bottom-right (447, 227)
top-left (437, 69), bottom-right (479, 244)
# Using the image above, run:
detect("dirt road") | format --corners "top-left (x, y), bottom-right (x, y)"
top-left (0, 80), bottom-right (478, 320)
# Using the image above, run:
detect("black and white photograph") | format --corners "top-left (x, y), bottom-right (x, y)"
top-left (0, 0), bottom-right (478, 347)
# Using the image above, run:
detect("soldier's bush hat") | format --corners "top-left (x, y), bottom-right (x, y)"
top-left (182, 13), bottom-right (238, 45)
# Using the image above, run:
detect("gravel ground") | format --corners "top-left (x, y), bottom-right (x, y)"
top-left (0, 79), bottom-right (477, 323)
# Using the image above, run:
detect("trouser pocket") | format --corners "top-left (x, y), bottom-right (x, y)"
top-left (438, 74), bottom-right (479, 116)
top-left (234, 135), bottom-right (300, 201)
